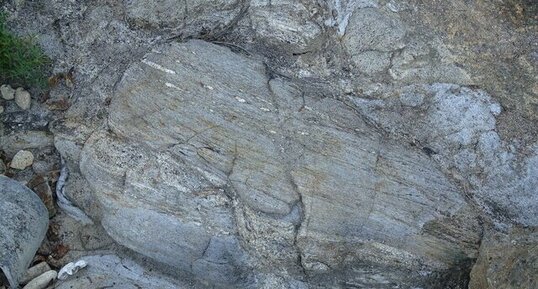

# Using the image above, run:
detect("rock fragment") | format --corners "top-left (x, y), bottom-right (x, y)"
top-left (20, 262), bottom-right (51, 285)
top-left (0, 131), bottom-right (54, 157)
top-left (57, 260), bottom-right (87, 280)
top-left (1, 84), bottom-right (15, 100)
top-left (21, 270), bottom-right (57, 289)
top-left (0, 175), bottom-right (49, 288)
top-left (10, 150), bottom-right (34, 170)
top-left (15, 87), bottom-right (31, 110)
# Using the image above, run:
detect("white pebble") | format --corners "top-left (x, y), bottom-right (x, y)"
top-left (15, 88), bottom-right (31, 110)
top-left (22, 270), bottom-right (57, 289)
top-left (57, 260), bottom-right (88, 280)
top-left (0, 105), bottom-right (4, 114)
top-left (1, 84), bottom-right (15, 100)
top-left (10, 150), bottom-right (34, 170)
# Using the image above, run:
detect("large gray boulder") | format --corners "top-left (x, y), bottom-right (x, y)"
top-left (0, 176), bottom-right (49, 288)
top-left (78, 40), bottom-right (480, 287)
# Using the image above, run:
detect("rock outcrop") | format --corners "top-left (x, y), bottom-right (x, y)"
top-left (2, 0), bottom-right (536, 288)
top-left (77, 40), bottom-right (482, 287)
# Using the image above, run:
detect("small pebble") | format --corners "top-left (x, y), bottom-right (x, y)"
top-left (15, 88), bottom-right (31, 110)
top-left (10, 150), bottom-right (34, 170)
top-left (20, 262), bottom-right (51, 285)
top-left (0, 105), bottom-right (4, 114)
top-left (57, 260), bottom-right (88, 280)
top-left (1, 84), bottom-right (15, 100)
top-left (22, 270), bottom-right (57, 289)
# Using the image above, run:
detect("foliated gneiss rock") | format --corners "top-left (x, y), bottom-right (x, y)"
top-left (79, 40), bottom-right (480, 287)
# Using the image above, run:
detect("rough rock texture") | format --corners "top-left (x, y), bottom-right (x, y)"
top-left (78, 40), bottom-right (481, 287)
top-left (352, 84), bottom-right (538, 226)
top-left (1, 84), bottom-right (15, 100)
top-left (1, 0), bottom-right (536, 288)
top-left (53, 255), bottom-right (201, 289)
top-left (0, 131), bottom-right (53, 157)
top-left (0, 176), bottom-right (49, 288)
top-left (10, 150), bottom-right (34, 170)
top-left (124, 0), bottom-right (246, 39)
top-left (14, 88), bottom-right (31, 110)
top-left (469, 227), bottom-right (537, 289)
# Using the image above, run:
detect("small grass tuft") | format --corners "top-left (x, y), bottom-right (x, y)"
top-left (0, 13), bottom-right (50, 89)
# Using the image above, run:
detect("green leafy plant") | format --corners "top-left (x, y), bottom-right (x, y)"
top-left (0, 13), bottom-right (50, 89)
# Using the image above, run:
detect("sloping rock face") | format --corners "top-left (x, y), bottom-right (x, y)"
top-left (79, 40), bottom-right (481, 287)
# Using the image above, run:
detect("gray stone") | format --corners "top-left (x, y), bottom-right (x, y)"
top-left (53, 255), bottom-right (199, 289)
top-left (15, 88), bottom-right (31, 110)
top-left (248, 1), bottom-right (322, 50)
top-left (124, 0), bottom-right (243, 38)
top-left (352, 83), bottom-right (538, 226)
top-left (0, 131), bottom-right (54, 158)
top-left (78, 40), bottom-right (480, 287)
top-left (1, 84), bottom-right (15, 100)
top-left (352, 50), bottom-right (391, 75)
top-left (3, 0), bottom-right (536, 288)
top-left (21, 270), bottom-right (57, 289)
top-left (343, 7), bottom-right (406, 53)
top-left (10, 150), bottom-right (34, 170)
top-left (20, 262), bottom-right (51, 285)
top-left (0, 175), bottom-right (49, 288)
top-left (389, 39), bottom-right (471, 84)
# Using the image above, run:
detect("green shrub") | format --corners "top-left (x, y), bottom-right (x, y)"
top-left (0, 13), bottom-right (50, 89)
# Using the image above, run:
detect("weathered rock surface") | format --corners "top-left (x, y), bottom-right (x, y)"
top-left (78, 40), bottom-right (481, 287)
top-left (3, 0), bottom-right (536, 288)
top-left (352, 84), bottom-right (538, 226)
top-left (246, 0), bottom-right (323, 51)
top-left (0, 131), bottom-right (54, 157)
top-left (53, 255), bottom-right (200, 289)
top-left (125, 0), bottom-right (244, 38)
top-left (0, 176), bottom-right (49, 288)
top-left (469, 227), bottom-right (537, 289)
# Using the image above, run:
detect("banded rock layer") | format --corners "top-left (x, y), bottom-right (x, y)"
top-left (80, 40), bottom-right (480, 287)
